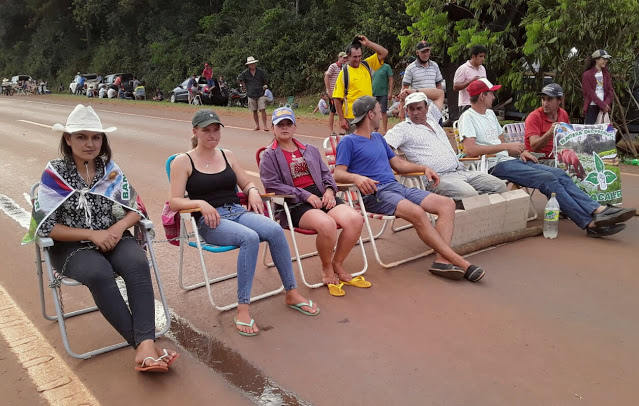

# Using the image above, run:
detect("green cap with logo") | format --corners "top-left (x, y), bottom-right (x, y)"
top-left (192, 109), bottom-right (224, 128)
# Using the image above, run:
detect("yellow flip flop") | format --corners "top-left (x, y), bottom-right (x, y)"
top-left (327, 283), bottom-right (346, 297)
top-left (340, 275), bottom-right (372, 288)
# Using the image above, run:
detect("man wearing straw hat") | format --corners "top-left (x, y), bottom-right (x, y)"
top-left (237, 56), bottom-right (269, 131)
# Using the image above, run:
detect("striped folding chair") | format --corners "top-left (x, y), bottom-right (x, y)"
top-left (255, 146), bottom-right (367, 288)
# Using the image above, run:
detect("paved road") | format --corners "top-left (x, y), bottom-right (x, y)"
top-left (1, 95), bottom-right (638, 405)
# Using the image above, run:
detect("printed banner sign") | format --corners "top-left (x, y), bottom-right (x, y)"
top-left (554, 123), bottom-right (621, 205)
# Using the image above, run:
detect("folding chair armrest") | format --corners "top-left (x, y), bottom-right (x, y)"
top-left (394, 171), bottom-right (425, 177)
top-left (35, 236), bottom-right (54, 248)
top-left (138, 218), bottom-right (154, 231)
top-left (269, 194), bottom-right (296, 205)
top-left (336, 183), bottom-right (356, 191)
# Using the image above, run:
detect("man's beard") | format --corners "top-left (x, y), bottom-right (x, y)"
top-left (417, 54), bottom-right (429, 64)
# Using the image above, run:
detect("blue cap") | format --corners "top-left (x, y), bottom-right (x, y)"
top-left (272, 107), bottom-right (296, 125)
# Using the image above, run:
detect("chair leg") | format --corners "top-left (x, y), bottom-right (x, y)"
top-left (349, 188), bottom-right (434, 269)
top-left (182, 216), bottom-right (284, 312)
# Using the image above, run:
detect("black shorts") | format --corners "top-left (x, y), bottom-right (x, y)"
top-left (288, 184), bottom-right (343, 228)
top-left (375, 95), bottom-right (388, 112)
top-left (328, 97), bottom-right (337, 114)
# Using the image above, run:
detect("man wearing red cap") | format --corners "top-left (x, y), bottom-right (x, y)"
top-left (458, 79), bottom-right (636, 238)
top-left (202, 63), bottom-right (213, 88)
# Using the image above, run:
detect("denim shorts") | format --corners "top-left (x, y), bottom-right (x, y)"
top-left (362, 182), bottom-right (430, 215)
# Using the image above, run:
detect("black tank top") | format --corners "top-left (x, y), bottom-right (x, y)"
top-left (185, 150), bottom-right (240, 214)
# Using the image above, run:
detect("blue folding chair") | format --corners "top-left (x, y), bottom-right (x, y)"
top-left (165, 154), bottom-right (284, 311)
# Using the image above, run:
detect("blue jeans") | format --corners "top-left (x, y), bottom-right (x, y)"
top-left (490, 160), bottom-right (600, 229)
top-left (196, 204), bottom-right (297, 304)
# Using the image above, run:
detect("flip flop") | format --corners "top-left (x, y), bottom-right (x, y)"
top-left (135, 354), bottom-right (169, 373)
top-left (234, 317), bottom-right (259, 337)
top-left (339, 275), bottom-right (372, 288)
top-left (162, 349), bottom-right (180, 368)
top-left (288, 300), bottom-right (320, 316)
top-left (327, 283), bottom-right (346, 297)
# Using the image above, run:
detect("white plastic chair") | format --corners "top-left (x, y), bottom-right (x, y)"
top-left (30, 183), bottom-right (171, 359)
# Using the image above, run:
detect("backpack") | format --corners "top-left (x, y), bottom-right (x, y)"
top-left (342, 60), bottom-right (372, 101)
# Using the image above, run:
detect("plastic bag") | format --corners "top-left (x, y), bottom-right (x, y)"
top-left (161, 201), bottom-right (180, 246)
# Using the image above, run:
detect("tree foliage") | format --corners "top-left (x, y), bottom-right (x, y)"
top-left (0, 0), bottom-right (410, 96)
top-left (403, 0), bottom-right (639, 128)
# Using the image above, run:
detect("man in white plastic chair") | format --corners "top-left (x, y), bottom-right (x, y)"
top-left (385, 90), bottom-right (506, 202)
top-left (459, 79), bottom-right (636, 238)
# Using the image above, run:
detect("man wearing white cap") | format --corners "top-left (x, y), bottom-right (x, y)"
top-left (459, 79), bottom-right (636, 238)
top-left (385, 90), bottom-right (506, 201)
top-left (237, 56), bottom-right (269, 131)
top-left (333, 96), bottom-right (486, 282)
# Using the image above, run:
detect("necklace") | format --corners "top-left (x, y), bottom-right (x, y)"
top-left (198, 151), bottom-right (216, 169)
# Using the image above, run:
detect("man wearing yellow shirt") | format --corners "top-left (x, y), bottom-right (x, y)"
top-left (332, 35), bottom-right (388, 133)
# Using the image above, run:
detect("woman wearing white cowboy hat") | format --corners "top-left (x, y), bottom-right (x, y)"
top-left (32, 104), bottom-right (178, 372)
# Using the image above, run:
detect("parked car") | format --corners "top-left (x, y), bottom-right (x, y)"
top-left (69, 73), bottom-right (100, 94)
top-left (103, 73), bottom-right (135, 93)
top-left (170, 76), bottom-right (228, 105)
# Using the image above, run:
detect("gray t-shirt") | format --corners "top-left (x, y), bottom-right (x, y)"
top-left (458, 108), bottom-right (514, 170)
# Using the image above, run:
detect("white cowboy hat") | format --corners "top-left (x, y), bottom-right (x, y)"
top-left (245, 56), bottom-right (259, 65)
top-left (52, 104), bottom-right (117, 134)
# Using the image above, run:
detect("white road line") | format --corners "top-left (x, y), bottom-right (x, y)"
top-left (245, 170), bottom-right (260, 178)
top-left (0, 193), bottom-right (100, 405)
top-left (9, 99), bottom-right (325, 139)
top-left (0, 286), bottom-right (100, 405)
top-left (24, 193), bottom-right (33, 207)
top-left (17, 119), bottom-right (52, 129)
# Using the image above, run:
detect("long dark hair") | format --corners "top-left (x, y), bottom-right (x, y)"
top-left (583, 56), bottom-right (605, 73)
top-left (59, 132), bottom-right (112, 164)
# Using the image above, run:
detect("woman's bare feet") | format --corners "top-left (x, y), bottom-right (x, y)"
top-left (285, 289), bottom-right (319, 314)
top-left (135, 339), bottom-right (168, 368)
top-left (235, 304), bottom-right (259, 335)
top-left (332, 261), bottom-right (352, 282)
top-left (321, 264), bottom-right (340, 285)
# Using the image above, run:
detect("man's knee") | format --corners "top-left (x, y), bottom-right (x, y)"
top-left (435, 180), bottom-right (479, 200)
top-left (397, 200), bottom-right (430, 225)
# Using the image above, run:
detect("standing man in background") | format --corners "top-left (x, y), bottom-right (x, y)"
top-left (324, 51), bottom-right (349, 135)
top-left (238, 56), bottom-right (269, 131)
top-left (400, 41), bottom-right (445, 119)
top-left (372, 61), bottom-right (394, 134)
top-left (453, 45), bottom-right (487, 114)
top-left (332, 35), bottom-right (388, 134)
top-left (202, 63), bottom-right (213, 88)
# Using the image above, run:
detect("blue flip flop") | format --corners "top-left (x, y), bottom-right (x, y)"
top-left (234, 317), bottom-right (259, 336)
top-left (288, 300), bottom-right (320, 316)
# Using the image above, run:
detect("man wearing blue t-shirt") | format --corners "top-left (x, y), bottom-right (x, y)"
top-left (333, 96), bottom-right (485, 282)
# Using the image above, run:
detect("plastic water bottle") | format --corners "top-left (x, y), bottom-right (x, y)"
top-left (543, 193), bottom-right (560, 239)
